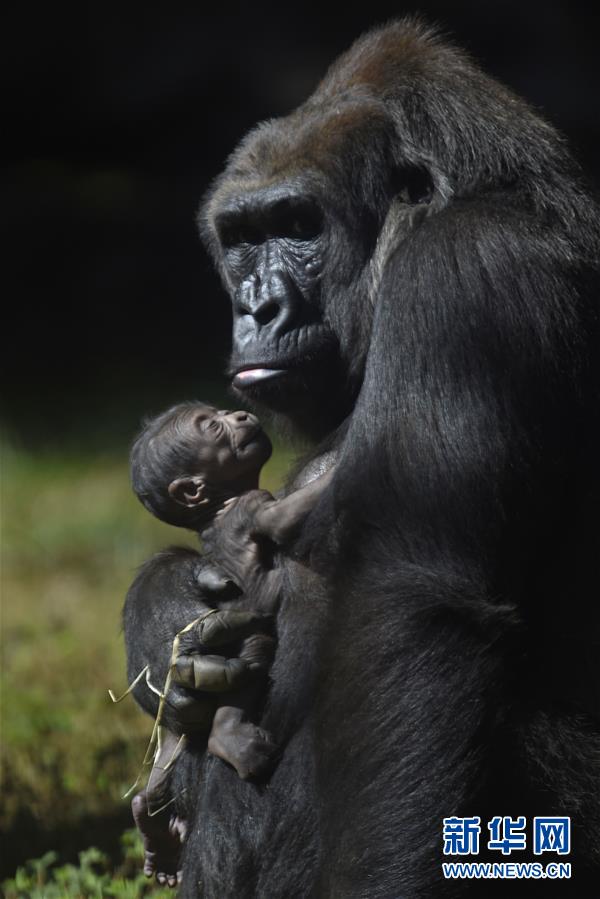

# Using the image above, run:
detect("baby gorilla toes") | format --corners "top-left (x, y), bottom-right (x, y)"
top-left (131, 790), bottom-right (185, 889)
top-left (208, 721), bottom-right (279, 781)
top-left (234, 725), bottom-right (279, 781)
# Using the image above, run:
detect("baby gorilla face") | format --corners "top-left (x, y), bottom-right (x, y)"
top-left (182, 404), bottom-right (272, 483)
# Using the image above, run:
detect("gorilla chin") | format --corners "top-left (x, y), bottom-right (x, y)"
top-left (229, 341), bottom-right (350, 444)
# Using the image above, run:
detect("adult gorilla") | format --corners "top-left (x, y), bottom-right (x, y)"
top-left (125, 19), bottom-right (600, 897)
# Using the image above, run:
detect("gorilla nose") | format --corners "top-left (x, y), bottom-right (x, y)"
top-left (234, 269), bottom-right (301, 339)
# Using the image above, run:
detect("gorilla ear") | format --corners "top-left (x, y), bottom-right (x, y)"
top-left (168, 476), bottom-right (210, 508)
top-left (392, 165), bottom-right (434, 205)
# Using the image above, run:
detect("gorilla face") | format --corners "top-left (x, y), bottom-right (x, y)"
top-left (215, 186), bottom-right (337, 391)
top-left (200, 87), bottom-right (436, 440)
top-left (203, 167), bottom-right (358, 441)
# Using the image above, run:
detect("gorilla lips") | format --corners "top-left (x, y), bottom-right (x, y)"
top-left (233, 368), bottom-right (287, 389)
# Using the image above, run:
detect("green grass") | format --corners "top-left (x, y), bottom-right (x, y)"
top-left (2, 830), bottom-right (174, 898)
top-left (1, 438), bottom-right (294, 882)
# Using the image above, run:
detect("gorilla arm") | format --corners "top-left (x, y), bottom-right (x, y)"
top-left (252, 466), bottom-right (335, 546)
top-left (199, 467), bottom-right (335, 599)
top-left (339, 195), bottom-right (592, 558)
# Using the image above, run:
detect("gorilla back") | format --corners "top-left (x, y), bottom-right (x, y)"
top-left (181, 20), bottom-right (600, 897)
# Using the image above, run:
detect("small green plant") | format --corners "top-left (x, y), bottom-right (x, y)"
top-left (1, 830), bottom-right (173, 898)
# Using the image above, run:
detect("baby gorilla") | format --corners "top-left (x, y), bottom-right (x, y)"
top-left (129, 401), bottom-right (332, 885)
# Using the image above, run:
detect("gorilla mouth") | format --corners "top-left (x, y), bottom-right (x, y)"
top-left (229, 324), bottom-right (340, 393)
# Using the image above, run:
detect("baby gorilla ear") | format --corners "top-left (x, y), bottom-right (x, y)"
top-left (168, 476), bottom-right (210, 508)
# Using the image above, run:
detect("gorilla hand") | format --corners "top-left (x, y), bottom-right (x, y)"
top-left (124, 548), bottom-right (275, 733)
top-left (164, 609), bottom-right (274, 732)
top-left (193, 608), bottom-right (273, 651)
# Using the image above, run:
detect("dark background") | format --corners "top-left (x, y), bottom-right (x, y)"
top-left (1, 5), bottom-right (598, 886)
top-left (4, 2), bottom-right (599, 450)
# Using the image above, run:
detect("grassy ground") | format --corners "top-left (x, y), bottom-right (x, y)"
top-left (1, 438), bottom-right (294, 884)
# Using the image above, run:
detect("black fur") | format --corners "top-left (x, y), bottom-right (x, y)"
top-left (124, 20), bottom-right (600, 897)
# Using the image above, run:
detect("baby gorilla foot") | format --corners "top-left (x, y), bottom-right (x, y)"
top-left (208, 720), bottom-right (279, 781)
top-left (131, 790), bottom-right (186, 888)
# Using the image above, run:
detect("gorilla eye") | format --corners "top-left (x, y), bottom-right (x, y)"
top-left (216, 197), bottom-right (323, 249)
top-left (217, 215), bottom-right (262, 249)
top-left (268, 199), bottom-right (323, 241)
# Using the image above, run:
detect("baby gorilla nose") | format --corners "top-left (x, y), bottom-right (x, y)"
top-left (223, 410), bottom-right (265, 457)
top-left (224, 410), bottom-right (258, 427)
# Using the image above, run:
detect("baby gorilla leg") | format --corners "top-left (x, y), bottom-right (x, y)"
top-left (206, 631), bottom-right (278, 779)
top-left (131, 729), bottom-right (186, 888)
top-left (207, 698), bottom-right (279, 780)
top-left (131, 790), bottom-right (186, 888)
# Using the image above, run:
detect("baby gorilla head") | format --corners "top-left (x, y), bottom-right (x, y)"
top-left (130, 401), bottom-right (272, 530)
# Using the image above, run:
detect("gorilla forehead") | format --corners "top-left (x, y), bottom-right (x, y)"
top-left (204, 104), bottom-right (393, 225)
top-left (201, 17), bottom-right (549, 234)
top-left (198, 25), bottom-right (453, 223)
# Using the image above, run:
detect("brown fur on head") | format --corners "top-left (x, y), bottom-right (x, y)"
top-left (198, 18), bottom-right (571, 446)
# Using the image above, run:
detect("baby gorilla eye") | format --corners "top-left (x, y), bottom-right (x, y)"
top-left (193, 411), bottom-right (215, 432)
